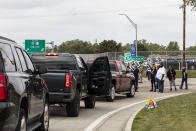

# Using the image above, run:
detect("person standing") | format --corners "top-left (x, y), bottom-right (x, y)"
top-left (156, 63), bottom-right (166, 93)
top-left (139, 66), bottom-right (144, 83)
top-left (180, 67), bottom-right (188, 89)
top-left (167, 65), bottom-right (177, 91)
top-left (150, 66), bottom-right (157, 92)
top-left (134, 66), bottom-right (139, 92)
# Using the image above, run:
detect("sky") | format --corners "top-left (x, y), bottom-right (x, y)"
top-left (0, 0), bottom-right (195, 49)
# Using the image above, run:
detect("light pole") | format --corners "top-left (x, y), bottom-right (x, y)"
top-left (119, 14), bottom-right (138, 57)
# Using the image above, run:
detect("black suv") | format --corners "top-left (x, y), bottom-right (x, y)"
top-left (31, 53), bottom-right (112, 117)
top-left (0, 36), bottom-right (49, 131)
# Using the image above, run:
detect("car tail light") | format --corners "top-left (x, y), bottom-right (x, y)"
top-left (0, 74), bottom-right (7, 101)
top-left (65, 75), bottom-right (72, 88)
top-left (46, 53), bottom-right (59, 56)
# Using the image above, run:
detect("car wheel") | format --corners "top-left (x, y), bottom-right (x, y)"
top-left (84, 95), bottom-right (96, 108)
top-left (36, 99), bottom-right (49, 131)
top-left (127, 84), bottom-right (135, 97)
top-left (16, 108), bottom-right (27, 131)
top-left (105, 84), bottom-right (115, 102)
top-left (66, 89), bottom-right (80, 117)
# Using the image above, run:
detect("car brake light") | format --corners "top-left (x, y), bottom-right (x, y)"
top-left (46, 53), bottom-right (59, 56)
top-left (0, 74), bottom-right (7, 101)
top-left (65, 75), bottom-right (72, 88)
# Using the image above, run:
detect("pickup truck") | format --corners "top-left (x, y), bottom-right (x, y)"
top-left (87, 60), bottom-right (135, 101)
top-left (31, 53), bottom-right (112, 117)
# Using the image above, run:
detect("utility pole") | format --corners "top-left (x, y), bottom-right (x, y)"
top-left (183, 0), bottom-right (186, 67)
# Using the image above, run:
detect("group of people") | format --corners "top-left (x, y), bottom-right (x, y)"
top-left (126, 62), bottom-right (189, 93)
top-left (148, 63), bottom-right (188, 93)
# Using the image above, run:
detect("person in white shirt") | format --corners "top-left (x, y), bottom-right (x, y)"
top-left (156, 63), bottom-right (166, 93)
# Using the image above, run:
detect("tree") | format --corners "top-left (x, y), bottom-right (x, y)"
top-left (96, 40), bottom-right (122, 53)
top-left (166, 41), bottom-right (180, 52)
top-left (58, 39), bottom-right (95, 54)
top-left (187, 0), bottom-right (196, 10)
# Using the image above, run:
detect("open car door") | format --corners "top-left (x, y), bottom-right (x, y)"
top-left (88, 56), bottom-right (112, 95)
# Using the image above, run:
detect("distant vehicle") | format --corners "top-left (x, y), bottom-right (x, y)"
top-left (0, 36), bottom-right (49, 131)
top-left (31, 53), bottom-right (112, 117)
top-left (87, 60), bottom-right (135, 101)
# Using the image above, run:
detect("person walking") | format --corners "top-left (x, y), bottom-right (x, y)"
top-left (156, 63), bottom-right (166, 93)
top-left (167, 65), bottom-right (177, 91)
top-left (180, 67), bottom-right (188, 90)
top-left (134, 66), bottom-right (139, 92)
top-left (150, 66), bottom-right (157, 92)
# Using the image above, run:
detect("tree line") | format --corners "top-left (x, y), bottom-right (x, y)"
top-left (46, 39), bottom-right (196, 54)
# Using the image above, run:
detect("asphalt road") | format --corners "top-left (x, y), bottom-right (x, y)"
top-left (49, 78), bottom-right (196, 131)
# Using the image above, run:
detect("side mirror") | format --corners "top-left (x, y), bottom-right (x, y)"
top-left (38, 65), bottom-right (48, 74)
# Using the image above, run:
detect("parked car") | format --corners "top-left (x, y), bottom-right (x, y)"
top-left (87, 60), bottom-right (135, 102)
top-left (0, 36), bottom-right (49, 131)
top-left (31, 53), bottom-right (112, 117)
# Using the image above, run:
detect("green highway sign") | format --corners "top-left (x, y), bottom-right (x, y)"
top-left (124, 53), bottom-right (144, 62)
top-left (25, 40), bottom-right (45, 55)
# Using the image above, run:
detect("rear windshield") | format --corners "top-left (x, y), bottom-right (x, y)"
top-left (31, 55), bottom-right (77, 71)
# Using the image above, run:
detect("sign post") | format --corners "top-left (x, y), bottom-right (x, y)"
top-left (25, 40), bottom-right (45, 55)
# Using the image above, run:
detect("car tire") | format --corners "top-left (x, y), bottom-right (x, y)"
top-left (66, 89), bottom-right (80, 117)
top-left (105, 84), bottom-right (115, 102)
top-left (16, 108), bottom-right (27, 131)
top-left (84, 95), bottom-right (96, 108)
top-left (126, 84), bottom-right (135, 97)
top-left (35, 99), bottom-right (49, 131)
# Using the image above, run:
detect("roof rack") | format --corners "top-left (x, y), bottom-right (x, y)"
top-left (0, 36), bottom-right (16, 43)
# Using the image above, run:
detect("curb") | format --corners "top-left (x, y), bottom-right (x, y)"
top-left (124, 93), bottom-right (188, 131)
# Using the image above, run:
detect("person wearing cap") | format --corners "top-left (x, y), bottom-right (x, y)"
top-left (156, 63), bottom-right (166, 93)
top-left (180, 67), bottom-right (188, 89)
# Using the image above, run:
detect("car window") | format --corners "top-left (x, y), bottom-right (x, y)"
top-left (80, 57), bottom-right (88, 70)
top-left (117, 62), bottom-right (122, 72)
top-left (76, 56), bottom-right (84, 69)
top-left (121, 62), bottom-right (127, 71)
top-left (109, 63), bottom-right (117, 72)
top-left (12, 47), bottom-right (22, 72)
top-left (23, 51), bottom-right (35, 72)
top-left (0, 43), bottom-right (16, 72)
top-left (16, 48), bottom-right (28, 72)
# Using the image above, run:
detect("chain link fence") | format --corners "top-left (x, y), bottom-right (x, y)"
top-left (78, 51), bottom-right (196, 70)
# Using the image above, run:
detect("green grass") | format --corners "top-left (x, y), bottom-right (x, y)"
top-left (142, 70), bottom-right (196, 78)
top-left (132, 93), bottom-right (196, 131)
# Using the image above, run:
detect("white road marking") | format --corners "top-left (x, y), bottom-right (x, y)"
top-left (84, 93), bottom-right (186, 131)
top-left (124, 93), bottom-right (189, 131)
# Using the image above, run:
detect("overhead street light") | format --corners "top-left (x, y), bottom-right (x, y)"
top-left (119, 14), bottom-right (138, 57)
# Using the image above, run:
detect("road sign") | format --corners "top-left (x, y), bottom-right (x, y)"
top-left (25, 40), bottom-right (45, 55)
top-left (131, 44), bottom-right (135, 47)
top-left (131, 53), bottom-right (136, 57)
top-left (131, 48), bottom-right (136, 53)
top-left (124, 53), bottom-right (144, 62)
